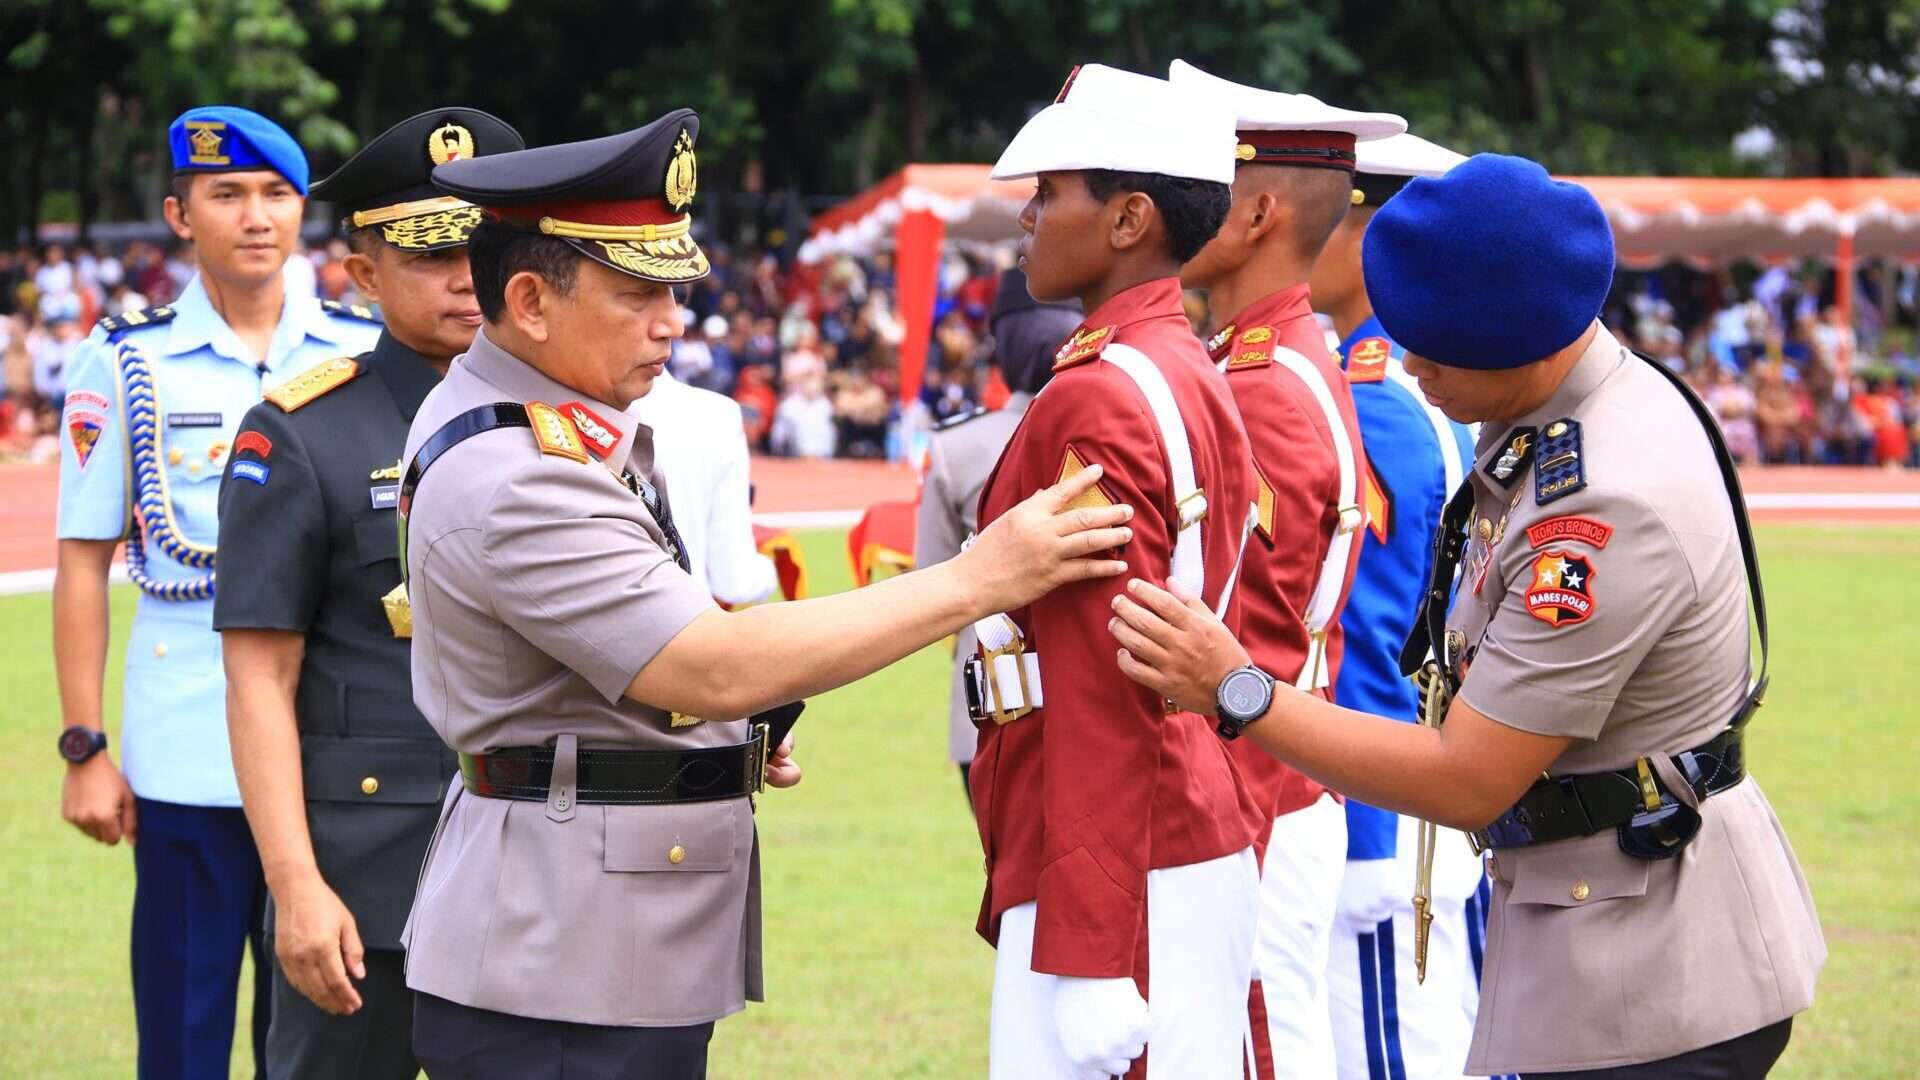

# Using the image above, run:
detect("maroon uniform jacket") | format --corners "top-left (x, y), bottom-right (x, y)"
top-left (1210, 284), bottom-right (1368, 824)
top-left (969, 277), bottom-right (1264, 980)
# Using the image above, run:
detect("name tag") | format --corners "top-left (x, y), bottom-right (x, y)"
top-left (167, 412), bottom-right (223, 428)
top-left (368, 484), bottom-right (399, 510)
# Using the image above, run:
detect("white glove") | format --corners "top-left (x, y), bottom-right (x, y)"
top-left (1052, 975), bottom-right (1150, 1079)
top-left (1335, 858), bottom-right (1404, 935)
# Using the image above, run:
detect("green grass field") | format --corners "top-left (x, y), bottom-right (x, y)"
top-left (2, 525), bottom-right (1915, 1078)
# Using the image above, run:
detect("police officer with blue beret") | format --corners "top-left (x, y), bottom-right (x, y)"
top-left (1309, 131), bottom-right (1492, 1080)
top-left (213, 107), bottom-right (522, 1080)
top-left (1109, 153), bottom-right (1826, 1078)
top-left (53, 105), bottom-right (383, 1078)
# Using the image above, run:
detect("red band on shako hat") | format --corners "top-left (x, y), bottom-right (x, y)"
top-left (1234, 130), bottom-right (1358, 170)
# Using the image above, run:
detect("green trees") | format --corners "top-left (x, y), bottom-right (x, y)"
top-left (2, 0), bottom-right (1914, 241)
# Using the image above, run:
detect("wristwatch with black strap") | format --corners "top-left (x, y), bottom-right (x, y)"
top-left (1214, 664), bottom-right (1276, 741)
top-left (58, 725), bottom-right (108, 765)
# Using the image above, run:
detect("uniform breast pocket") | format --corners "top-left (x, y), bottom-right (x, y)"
top-left (352, 508), bottom-right (401, 567)
top-left (603, 801), bottom-right (742, 873)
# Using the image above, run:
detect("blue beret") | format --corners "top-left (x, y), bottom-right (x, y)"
top-left (168, 106), bottom-right (309, 196)
top-left (1363, 153), bottom-right (1613, 370)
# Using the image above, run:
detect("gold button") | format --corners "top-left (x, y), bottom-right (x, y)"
top-left (187, 458), bottom-right (203, 475)
top-left (153, 642), bottom-right (168, 659)
top-left (1477, 518), bottom-right (1493, 541)
top-left (667, 845), bottom-right (686, 865)
top-left (360, 776), bottom-right (379, 796)
top-left (1547, 421), bottom-right (1568, 438)
top-left (167, 448), bottom-right (184, 466)
top-left (1571, 880), bottom-right (1590, 902)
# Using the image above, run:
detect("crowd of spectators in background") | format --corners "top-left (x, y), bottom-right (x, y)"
top-left (5, 235), bottom-right (1917, 470)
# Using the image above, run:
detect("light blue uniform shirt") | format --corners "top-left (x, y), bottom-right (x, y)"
top-left (1333, 316), bottom-right (1476, 861)
top-left (56, 274), bottom-right (381, 806)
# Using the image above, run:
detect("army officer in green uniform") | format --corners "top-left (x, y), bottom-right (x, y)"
top-left (213, 107), bottom-right (523, 1080)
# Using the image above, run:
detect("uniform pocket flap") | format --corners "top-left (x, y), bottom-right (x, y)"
top-left (1507, 832), bottom-right (1651, 907)
top-left (352, 508), bottom-right (401, 567)
top-left (604, 801), bottom-right (740, 872)
top-left (302, 736), bottom-right (451, 804)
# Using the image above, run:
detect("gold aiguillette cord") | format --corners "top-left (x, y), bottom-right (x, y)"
top-left (1411, 660), bottom-right (1451, 984)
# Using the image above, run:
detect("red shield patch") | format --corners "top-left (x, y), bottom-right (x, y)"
top-left (1523, 549), bottom-right (1595, 627)
top-left (1346, 336), bottom-right (1389, 383)
top-left (234, 430), bottom-right (273, 460)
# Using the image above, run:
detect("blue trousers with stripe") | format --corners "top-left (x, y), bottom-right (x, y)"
top-left (130, 798), bottom-right (270, 1080)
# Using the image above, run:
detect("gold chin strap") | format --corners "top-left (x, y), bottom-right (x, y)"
top-left (537, 213), bottom-right (692, 243)
top-left (351, 195), bottom-right (474, 229)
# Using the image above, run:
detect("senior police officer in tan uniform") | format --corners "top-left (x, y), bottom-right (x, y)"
top-left (1103, 154), bottom-right (1824, 1078)
top-left (914, 266), bottom-right (1080, 801)
top-left (395, 111), bottom-right (1138, 1079)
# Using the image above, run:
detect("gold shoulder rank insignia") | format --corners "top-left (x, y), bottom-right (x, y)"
top-left (96, 304), bottom-right (178, 337)
top-left (1226, 349), bottom-right (1272, 371)
top-left (264, 357), bottom-right (360, 412)
top-left (1056, 445), bottom-right (1115, 512)
top-left (1238, 326), bottom-right (1274, 345)
top-left (1052, 325), bottom-right (1115, 371)
top-left (527, 401), bottom-right (589, 463)
top-left (320, 299), bottom-right (382, 323)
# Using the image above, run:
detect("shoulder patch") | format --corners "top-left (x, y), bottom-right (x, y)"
top-left (320, 299), bottom-right (381, 324)
top-left (1345, 337), bottom-right (1390, 384)
top-left (264, 357), bottom-right (361, 412)
top-left (1534, 418), bottom-right (1586, 505)
top-left (1056, 445), bottom-right (1115, 512)
top-left (1483, 426), bottom-right (1537, 487)
top-left (96, 305), bottom-right (177, 338)
top-left (1526, 514), bottom-right (1612, 549)
top-left (527, 401), bottom-right (589, 463)
top-left (937, 406), bottom-right (989, 431)
top-left (1523, 549), bottom-right (1595, 627)
top-left (1223, 325), bottom-right (1276, 372)
top-left (1052, 325), bottom-right (1115, 371)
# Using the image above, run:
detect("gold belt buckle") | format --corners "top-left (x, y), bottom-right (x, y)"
top-left (751, 722), bottom-right (770, 794)
top-left (1175, 489), bottom-right (1209, 529)
top-left (981, 639), bottom-right (1034, 726)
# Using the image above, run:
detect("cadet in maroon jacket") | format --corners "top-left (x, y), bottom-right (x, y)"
top-left (970, 63), bottom-right (1262, 1080)
top-left (1170, 60), bottom-right (1405, 1080)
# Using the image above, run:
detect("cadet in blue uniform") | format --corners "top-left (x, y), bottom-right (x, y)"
top-left (214, 107), bottom-right (522, 1080)
top-left (52, 106), bottom-right (381, 1079)
top-left (1310, 133), bottom-right (1498, 1080)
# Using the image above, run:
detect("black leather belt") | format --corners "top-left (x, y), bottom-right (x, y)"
top-left (1474, 727), bottom-right (1746, 851)
top-left (460, 726), bottom-right (767, 805)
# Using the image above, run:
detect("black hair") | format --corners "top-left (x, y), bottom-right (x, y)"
top-left (344, 228), bottom-right (382, 256)
top-left (468, 221), bottom-right (581, 322)
top-left (1082, 170), bottom-right (1231, 263)
top-left (1262, 166), bottom-right (1355, 259)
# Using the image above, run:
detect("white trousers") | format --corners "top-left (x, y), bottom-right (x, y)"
top-left (989, 846), bottom-right (1258, 1079)
top-left (1327, 817), bottom-right (1494, 1080)
top-left (1249, 792), bottom-right (1347, 1080)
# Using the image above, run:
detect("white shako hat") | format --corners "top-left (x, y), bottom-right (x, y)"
top-left (991, 63), bottom-right (1237, 185)
top-left (1168, 59), bottom-right (1405, 172)
top-left (1353, 132), bottom-right (1470, 207)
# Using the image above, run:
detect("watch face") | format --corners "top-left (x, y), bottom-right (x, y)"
top-left (1221, 670), bottom-right (1268, 718)
top-left (59, 727), bottom-right (98, 763)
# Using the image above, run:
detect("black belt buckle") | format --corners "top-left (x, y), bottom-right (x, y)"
top-left (963, 657), bottom-right (988, 725)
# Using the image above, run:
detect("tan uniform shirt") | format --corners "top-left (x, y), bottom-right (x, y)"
top-left (399, 330), bottom-right (762, 1026)
top-left (913, 394), bottom-right (1031, 764)
top-left (1451, 326), bottom-right (1824, 1073)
